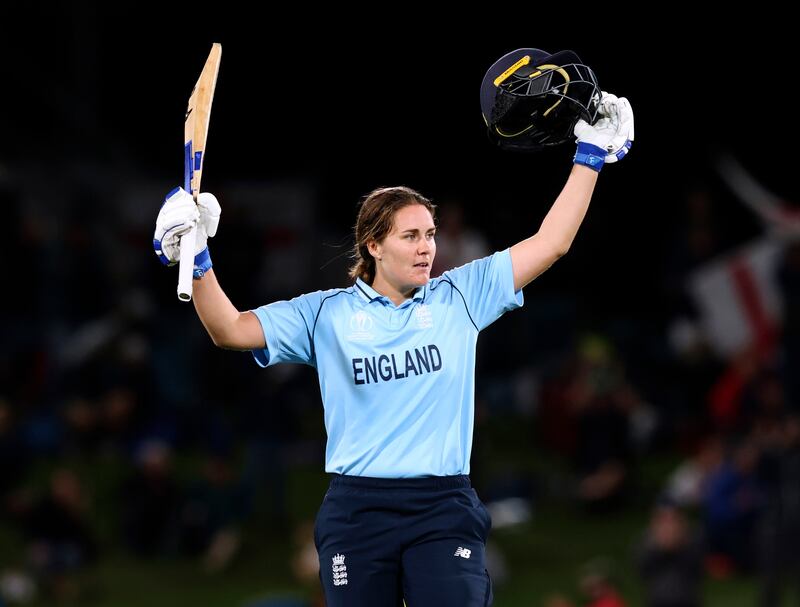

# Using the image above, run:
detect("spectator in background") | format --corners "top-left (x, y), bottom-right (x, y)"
top-left (660, 185), bottom-right (727, 444)
top-left (758, 414), bottom-right (800, 606)
top-left (238, 364), bottom-right (313, 533)
top-left (664, 318), bottom-right (722, 450)
top-left (703, 437), bottom-right (764, 575)
top-left (179, 452), bottom-right (246, 572)
top-left (0, 400), bottom-right (29, 514)
top-left (19, 468), bottom-right (97, 601)
top-left (119, 439), bottom-right (181, 556)
top-left (542, 558), bottom-right (627, 607)
top-left (661, 184), bottom-right (726, 322)
top-left (567, 335), bottom-right (637, 511)
top-left (537, 333), bottom-right (656, 512)
top-left (663, 435), bottom-right (724, 510)
top-left (635, 499), bottom-right (704, 607)
top-left (60, 396), bottom-right (101, 456)
top-left (578, 560), bottom-right (627, 607)
top-left (706, 350), bottom-right (781, 434)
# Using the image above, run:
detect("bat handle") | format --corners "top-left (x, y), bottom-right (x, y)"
top-left (177, 226), bottom-right (198, 301)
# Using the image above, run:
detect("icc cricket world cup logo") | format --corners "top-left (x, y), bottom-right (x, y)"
top-left (348, 311), bottom-right (374, 342)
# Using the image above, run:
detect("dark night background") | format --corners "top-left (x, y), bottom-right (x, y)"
top-left (4, 9), bottom-right (794, 301)
top-left (2, 5), bottom-right (799, 607)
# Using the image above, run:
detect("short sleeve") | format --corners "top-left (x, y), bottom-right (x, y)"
top-left (250, 291), bottom-right (326, 368)
top-left (442, 248), bottom-right (524, 331)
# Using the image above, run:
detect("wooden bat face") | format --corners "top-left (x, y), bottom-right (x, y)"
top-left (184, 43), bottom-right (222, 200)
top-left (177, 43), bottom-right (221, 302)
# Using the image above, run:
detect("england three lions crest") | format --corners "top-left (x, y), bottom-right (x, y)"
top-left (332, 553), bottom-right (348, 586)
top-left (415, 304), bottom-right (433, 329)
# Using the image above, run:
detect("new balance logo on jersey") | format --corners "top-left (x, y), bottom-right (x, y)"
top-left (332, 553), bottom-right (348, 586)
top-left (454, 547), bottom-right (472, 559)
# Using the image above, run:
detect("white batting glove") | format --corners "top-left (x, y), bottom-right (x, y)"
top-left (573, 92), bottom-right (635, 171)
top-left (153, 187), bottom-right (221, 267)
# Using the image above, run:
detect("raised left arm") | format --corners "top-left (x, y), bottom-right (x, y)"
top-left (510, 165), bottom-right (598, 291)
top-left (510, 93), bottom-right (634, 291)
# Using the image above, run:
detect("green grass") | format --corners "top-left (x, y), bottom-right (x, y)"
top-left (1, 440), bottom-right (792, 606)
top-left (3, 495), bottom-right (780, 607)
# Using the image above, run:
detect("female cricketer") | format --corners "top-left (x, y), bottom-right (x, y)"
top-left (153, 90), bottom-right (634, 605)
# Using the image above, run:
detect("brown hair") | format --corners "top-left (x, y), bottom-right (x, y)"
top-left (349, 186), bottom-right (436, 284)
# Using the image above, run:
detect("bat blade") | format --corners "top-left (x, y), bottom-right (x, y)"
top-left (177, 43), bottom-right (222, 302)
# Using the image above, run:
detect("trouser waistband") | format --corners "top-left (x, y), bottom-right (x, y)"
top-left (328, 473), bottom-right (471, 490)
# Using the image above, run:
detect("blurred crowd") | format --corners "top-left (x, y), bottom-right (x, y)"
top-left (2, 162), bottom-right (800, 606)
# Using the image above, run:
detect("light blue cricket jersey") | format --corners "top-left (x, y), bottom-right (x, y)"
top-left (251, 248), bottom-right (524, 478)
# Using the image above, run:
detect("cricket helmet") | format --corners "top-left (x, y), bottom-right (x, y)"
top-left (480, 48), bottom-right (601, 152)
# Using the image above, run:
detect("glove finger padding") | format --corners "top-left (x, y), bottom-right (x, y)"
top-left (153, 187), bottom-right (200, 265)
top-left (197, 192), bottom-right (221, 238)
top-left (574, 91), bottom-right (622, 151)
top-left (618, 97), bottom-right (634, 141)
top-left (599, 93), bottom-right (619, 117)
top-left (603, 96), bottom-right (634, 163)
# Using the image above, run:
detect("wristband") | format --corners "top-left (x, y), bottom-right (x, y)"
top-left (573, 142), bottom-right (606, 172)
top-left (153, 237), bottom-right (174, 267)
top-left (193, 247), bottom-right (212, 279)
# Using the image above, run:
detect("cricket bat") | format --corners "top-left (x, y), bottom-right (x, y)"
top-left (177, 43), bottom-right (222, 301)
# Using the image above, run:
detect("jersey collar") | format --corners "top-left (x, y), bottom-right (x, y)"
top-left (354, 278), bottom-right (426, 304)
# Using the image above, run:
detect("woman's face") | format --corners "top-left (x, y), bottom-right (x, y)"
top-left (370, 203), bottom-right (436, 293)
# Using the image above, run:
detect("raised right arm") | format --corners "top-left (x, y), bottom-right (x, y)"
top-left (153, 187), bottom-right (265, 351)
top-left (192, 269), bottom-right (265, 351)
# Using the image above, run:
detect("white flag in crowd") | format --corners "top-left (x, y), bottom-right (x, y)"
top-left (689, 238), bottom-right (783, 357)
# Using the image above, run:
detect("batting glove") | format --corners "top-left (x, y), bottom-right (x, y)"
top-left (573, 92), bottom-right (635, 172)
top-left (153, 187), bottom-right (221, 277)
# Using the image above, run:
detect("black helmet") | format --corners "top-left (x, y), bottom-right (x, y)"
top-left (480, 48), bottom-right (601, 152)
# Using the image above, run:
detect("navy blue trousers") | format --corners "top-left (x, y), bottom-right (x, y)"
top-left (314, 474), bottom-right (493, 606)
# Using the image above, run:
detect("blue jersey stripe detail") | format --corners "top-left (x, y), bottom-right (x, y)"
top-left (433, 278), bottom-right (479, 333)
top-left (310, 289), bottom-right (352, 361)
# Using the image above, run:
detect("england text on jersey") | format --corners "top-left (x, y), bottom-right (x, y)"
top-left (352, 345), bottom-right (442, 385)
